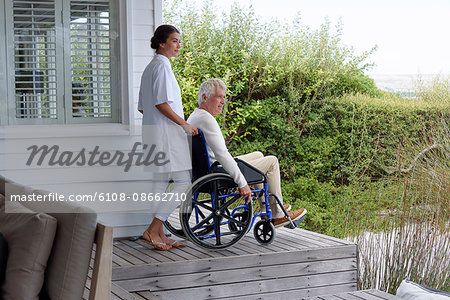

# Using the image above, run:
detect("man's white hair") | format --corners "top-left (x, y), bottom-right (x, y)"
top-left (198, 78), bottom-right (227, 106)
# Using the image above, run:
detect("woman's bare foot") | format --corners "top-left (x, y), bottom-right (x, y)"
top-left (158, 226), bottom-right (186, 248)
top-left (142, 229), bottom-right (172, 251)
top-left (142, 220), bottom-right (172, 251)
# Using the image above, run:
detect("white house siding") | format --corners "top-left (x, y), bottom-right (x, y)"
top-left (0, 0), bottom-right (164, 237)
top-left (130, 0), bottom-right (162, 126)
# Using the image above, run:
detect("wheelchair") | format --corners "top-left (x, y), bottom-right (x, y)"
top-left (164, 131), bottom-right (303, 250)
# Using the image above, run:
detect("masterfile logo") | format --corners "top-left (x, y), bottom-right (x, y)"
top-left (26, 142), bottom-right (170, 172)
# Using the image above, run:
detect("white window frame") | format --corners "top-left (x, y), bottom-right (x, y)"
top-left (0, 0), bottom-right (8, 126)
top-left (3, 0), bottom-right (120, 125)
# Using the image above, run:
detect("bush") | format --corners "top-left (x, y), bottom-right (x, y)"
top-left (164, 0), bottom-right (379, 140)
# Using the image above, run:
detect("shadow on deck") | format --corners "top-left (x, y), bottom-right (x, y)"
top-left (101, 227), bottom-right (358, 300)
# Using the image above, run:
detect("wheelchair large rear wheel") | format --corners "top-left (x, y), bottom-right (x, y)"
top-left (163, 208), bottom-right (186, 238)
top-left (179, 173), bottom-right (253, 250)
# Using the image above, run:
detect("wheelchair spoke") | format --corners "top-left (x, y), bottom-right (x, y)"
top-left (218, 194), bottom-right (241, 211)
top-left (192, 199), bottom-right (214, 212)
top-left (214, 214), bottom-right (221, 245)
top-left (221, 214), bottom-right (246, 227)
top-left (191, 213), bottom-right (215, 232)
top-left (197, 207), bottom-right (208, 219)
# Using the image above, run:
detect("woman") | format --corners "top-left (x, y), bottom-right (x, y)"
top-left (138, 25), bottom-right (197, 251)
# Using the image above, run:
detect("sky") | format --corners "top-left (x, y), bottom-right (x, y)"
top-left (166, 0), bottom-right (450, 76)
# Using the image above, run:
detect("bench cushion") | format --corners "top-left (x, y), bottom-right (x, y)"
top-left (26, 189), bottom-right (97, 300)
top-left (397, 279), bottom-right (450, 299)
top-left (0, 232), bottom-right (7, 288)
top-left (0, 194), bottom-right (57, 300)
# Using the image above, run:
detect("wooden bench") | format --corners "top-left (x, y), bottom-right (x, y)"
top-left (84, 223), bottom-right (114, 300)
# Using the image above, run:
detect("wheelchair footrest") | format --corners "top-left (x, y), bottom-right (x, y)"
top-left (284, 216), bottom-right (305, 229)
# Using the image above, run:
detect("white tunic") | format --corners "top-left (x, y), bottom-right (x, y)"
top-left (187, 108), bottom-right (247, 188)
top-left (138, 54), bottom-right (190, 172)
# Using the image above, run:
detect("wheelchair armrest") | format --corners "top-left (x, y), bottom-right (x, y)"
top-left (210, 159), bottom-right (267, 185)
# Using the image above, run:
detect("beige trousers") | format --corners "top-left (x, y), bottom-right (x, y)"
top-left (237, 151), bottom-right (284, 218)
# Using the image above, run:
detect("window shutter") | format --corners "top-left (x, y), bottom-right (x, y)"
top-left (11, 0), bottom-right (60, 121)
top-left (5, 0), bottom-right (119, 124)
top-left (70, 0), bottom-right (115, 120)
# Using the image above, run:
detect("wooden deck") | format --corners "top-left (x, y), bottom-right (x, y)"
top-left (91, 226), bottom-right (359, 300)
top-left (305, 289), bottom-right (402, 299)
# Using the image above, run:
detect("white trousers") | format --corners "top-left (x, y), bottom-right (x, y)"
top-left (148, 170), bottom-right (191, 222)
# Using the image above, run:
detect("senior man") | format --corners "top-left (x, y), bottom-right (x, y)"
top-left (187, 78), bottom-right (306, 227)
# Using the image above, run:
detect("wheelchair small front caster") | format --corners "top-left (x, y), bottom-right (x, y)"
top-left (253, 219), bottom-right (276, 245)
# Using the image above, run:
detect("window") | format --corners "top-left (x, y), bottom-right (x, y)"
top-left (4, 0), bottom-right (119, 125)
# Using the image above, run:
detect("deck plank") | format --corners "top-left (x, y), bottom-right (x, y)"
top-left (332, 293), bottom-right (365, 300)
top-left (151, 271), bottom-right (357, 300)
top-left (226, 238), bottom-right (260, 254)
top-left (111, 282), bottom-right (142, 300)
top-left (316, 296), bottom-right (345, 300)
top-left (114, 241), bottom-right (158, 264)
top-left (135, 291), bottom-right (161, 300)
top-left (280, 228), bottom-right (338, 248)
top-left (131, 294), bottom-right (147, 300)
top-left (120, 239), bottom-right (174, 263)
top-left (305, 289), bottom-right (402, 300)
top-left (297, 228), bottom-right (352, 245)
top-left (133, 239), bottom-right (187, 262)
top-left (348, 290), bottom-right (387, 300)
top-left (235, 235), bottom-right (275, 253)
top-left (113, 253), bottom-right (133, 266)
top-left (115, 257), bottom-right (356, 292)
top-left (180, 240), bottom-right (230, 258)
top-left (113, 244), bottom-right (147, 265)
top-left (222, 283), bottom-right (357, 299)
top-left (271, 232), bottom-right (318, 250)
top-left (364, 289), bottom-right (402, 299)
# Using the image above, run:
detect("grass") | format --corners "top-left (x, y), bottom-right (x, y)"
top-left (342, 75), bottom-right (450, 111)
top-left (339, 115), bottom-right (449, 293)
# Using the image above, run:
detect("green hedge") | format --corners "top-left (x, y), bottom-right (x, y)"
top-left (229, 93), bottom-right (448, 233)
top-left (231, 93), bottom-right (448, 183)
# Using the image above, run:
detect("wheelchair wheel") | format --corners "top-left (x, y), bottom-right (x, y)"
top-left (164, 207), bottom-right (217, 238)
top-left (164, 213), bottom-right (185, 238)
top-left (179, 173), bottom-right (253, 250)
top-left (253, 219), bottom-right (276, 245)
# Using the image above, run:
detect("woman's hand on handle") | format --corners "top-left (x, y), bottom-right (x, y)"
top-left (155, 102), bottom-right (198, 135)
top-left (182, 124), bottom-right (198, 136)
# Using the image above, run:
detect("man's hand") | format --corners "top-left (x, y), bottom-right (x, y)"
top-left (239, 184), bottom-right (252, 204)
top-left (182, 123), bottom-right (199, 136)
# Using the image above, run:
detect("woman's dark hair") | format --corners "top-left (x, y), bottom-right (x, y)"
top-left (150, 25), bottom-right (180, 50)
